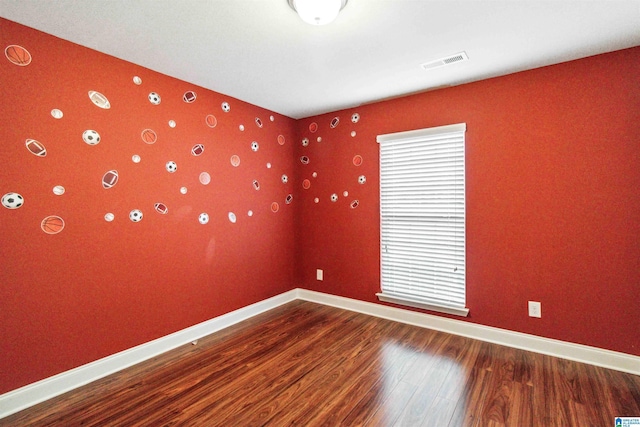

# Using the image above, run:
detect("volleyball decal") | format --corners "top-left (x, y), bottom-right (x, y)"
top-left (183, 91), bottom-right (197, 103)
top-left (25, 139), bottom-right (47, 157)
top-left (228, 212), bottom-right (237, 223)
top-left (2, 193), bottom-right (24, 209)
top-left (82, 130), bottom-right (100, 145)
top-left (255, 117), bottom-right (263, 128)
top-left (277, 135), bottom-right (285, 145)
top-left (52, 186), bottom-right (65, 195)
top-left (41, 216), bottom-right (65, 234)
top-left (230, 155), bottom-right (240, 167)
top-left (199, 213), bottom-right (209, 224)
top-left (330, 117), bottom-right (340, 128)
top-left (154, 203), bottom-right (168, 214)
top-left (271, 202), bottom-right (279, 213)
top-left (141, 128), bottom-right (157, 144)
top-left (5, 45), bottom-right (32, 66)
top-left (199, 172), bottom-right (211, 185)
top-left (129, 209), bottom-right (143, 222)
top-left (191, 144), bottom-right (205, 156)
top-left (133, 76), bottom-right (142, 85)
top-left (51, 109), bottom-right (63, 119)
top-left (353, 155), bottom-right (363, 166)
top-left (165, 161), bottom-right (177, 173)
top-left (88, 91), bottom-right (111, 109)
top-left (205, 114), bottom-right (217, 128)
top-left (309, 122), bottom-right (318, 133)
top-left (148, 92), bottom-right (161, 105)
top-left (102, 170), bottom-right (119, 189)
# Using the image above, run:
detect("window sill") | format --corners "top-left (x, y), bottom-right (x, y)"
top-left (376, 293), bottom-right (470, 317)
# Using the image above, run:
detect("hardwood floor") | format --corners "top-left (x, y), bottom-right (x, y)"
top-left (2, 300), bottom-right (639, 426)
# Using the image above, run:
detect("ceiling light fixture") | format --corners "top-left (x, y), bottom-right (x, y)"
top-left (288, 0), bottom-right (348, 26)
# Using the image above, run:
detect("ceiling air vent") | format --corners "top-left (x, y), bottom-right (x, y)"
top-left (421, 52), bottom-right (469, 71)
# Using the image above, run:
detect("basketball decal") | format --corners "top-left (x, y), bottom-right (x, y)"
top-left (25, 139), bottom-right (47, 157)
top-left (41, 216), bottom-right (64, 234)
top-left (191, 144), bottom-right (205, 156)
top-left (302, 179), bottom-right (311, 190)
top-left (330, 117), bottom-right (340, 128)
top-left (2, 193), bottom-right (24, 209)
top-left (141, 129), bottom-right (157, 144)
top-left (183, 91), bottom-right (197, 103)
top-left (51, 109), bottom-right (63, 119)
top-left (205, 115), bottom-right (217, 128)
top-left (353, 155), bottom-right (363, 166)
top-left (271, 202), bottom-right (279, 213)
top-left (255, 117), bottom-right (263, 128)
top-left (148, 92), bottom-right (161, 105)
top-left (52, 186), bottom-right (65, 195)
top-left (102, 170), bottom-right (119, 189)
top-left (309, 122), bottom-right (318, 133)
top-left (88, 91), bottom-right (111, 109)
top-left (230, 155), bottom-right (240, 167)
top-left (277, 135), bottom-right (285, 145)
top-left (199, 172), bottom-right (211, 185)
top-left (154, 203), bottom-right (168, 214)
top-left (129, 209), bottom-right (143, 222)
top-left (228, 212), bottom-right (236, 223)
top-left (5, 45), bottom-right (32, 66)
top-left (82, 130), bottom-right (100, 145)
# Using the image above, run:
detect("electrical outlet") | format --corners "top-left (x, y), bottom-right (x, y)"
top-left (528, 301), bottom-right (541, 318)
top-left (316, 269), bottom-right (323, 281)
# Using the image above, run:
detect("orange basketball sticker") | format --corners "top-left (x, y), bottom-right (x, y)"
top-left (353, 155), bottom-right (363, 166)
top-left (302, 179), bottom-right (311, 189)
top-left (5, 45), bottom-right (31, 66)
top-left (309, 122), bottom-right (318, 133)
top-left (230, 155), bottom-right (240, 167)
top-left (205, 114), bottom-right (217, 128)
top-left (41, 216), bottom-right (64, 234)
top-left (271, 202), bottom-right (279, 213)
top-left (277, 135), bottom-right (286, 145)
top-left (25, 139), bottom-right (46, 157)
top-left (141, 129), bottom-right (157, 144)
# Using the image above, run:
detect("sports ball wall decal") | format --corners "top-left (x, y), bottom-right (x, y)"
top-left (300, 156), bottom-right (309, 165)
top-left (255, 117), bottom-right (263, 128)
top-left (165, 161), bottom-right (177, 173)
top-left (230, 155), bottom-right (240, 167)
top-left (199, 172), bottom-right (211, 185)
top-left (41, 216), bottom-right (64, 234)
top-left (5, 44), bottom-right (32, 66)
top-left (183, 91), bottom-right (197, 103)
top-left (104, 212), bottom-right (115, 222)
top-left (154, 203), bottom-right (168, 214)
top-left (132, 155), bottom-right (141, 163)
top-left (88, 91), bottom-right (110, 109)
top-left (228, 212), bottom-right (237, 223)
top-left (253, 180), bottom-right (260, 190)
top-left (168, 120), bottom-right (176, 128)
top-left (271, 202), bottom-right (279, 213)
top-left (148, 92), bottom-right (161, 105)
top-left (331, 193), bottom-right (338, 202)
top-left (2, 192), bottom-right (24, 209)
top-left (353, 155), bottom-right (363, 166)
top-left (191, 144), bottom-right (205, 156)
top-left (132, 76), bottom-right (142, 85)
top-left (141, 129), bottom-right (157, 144)
top-left (281, 174), bottom-right (288, 184)
top-left (285, 194), bottom-right (293, 204)
top-left (330, 117), bottom-right (340, 128)
top-left (199, 213), bottom-right (209, 224)
top-left (309, 122), bottom-right (318, 133)
top-left (52, 186), bottom-right (65, 195)
top-left (50, 109), bottom-right (63, 119)
top-left (221, 102), bottom-right (230, 112)
top-left (82, 130), bottom-right (100, 145)
top-left (205, 114), bottom-right (217, 128)
top-left (129, 209), bottom-right (143, 222)
top-left (350, 200), bottom-right (360, 209)
top-left (25, 139), bottom-right (47, 157)
top-left (277, 135), bottom-right (285, 145)
top-left (302, 179), bottom-right (311, 189)
top-left (358, 175), bottom-right (367, 184)
top-left (351, 113), bottom-right (360, 123)
top-left (102, 170), bottom-right (119, 189)
top-left (301, 138), bottom-right (309, 147)
top-left (251, 141), bottom-right (259, 152)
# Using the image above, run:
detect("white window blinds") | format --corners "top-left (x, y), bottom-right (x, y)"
top-left (377, 123), bottom-right (468, 317)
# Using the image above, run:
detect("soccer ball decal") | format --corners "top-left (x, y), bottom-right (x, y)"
top-left (221, 102), bottom-right (230, 112)
top-left (148, 92), bottom-right (161, 105)
top-left (351, 113), bottom-right (360, 123)
top-left (331, 193), bottom-right (338, 202)
top-left (82, 129), bottom-right (100, 145)
top-left (251, 141), bottom-right (259, 152)
top-left (2, 192), bottom-right (24, 209)
top-left (199, 213), bottom-right (209, 224)
top-left (301, 138), bottom-right (309, 147)
top-left (166, 161), bottom-right (177, 173)
top-left (129, 209), bottom-right (143, 222)
top-left (358, 175), bottom-right (367, 184)
top-left (281, 174), bottom-right (288, 184)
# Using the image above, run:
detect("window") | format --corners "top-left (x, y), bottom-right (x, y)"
top-left (377, 123), bottom-right (468, 317)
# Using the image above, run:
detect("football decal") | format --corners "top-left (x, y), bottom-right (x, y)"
top-left (88, 91), bottom-right (111, 109)
top-left (2, 192), bottom-right (24, 209)
top-left (5, 45), bottom-right (32, 66)
top-left (41, 216), bottom-right (65, 234)
top-left (199, 213), bottom-right (209, 224)
top-left (285, 194), bottom-right (293, 204)
top-left (271, 202), bottom-right (279, 213)
top-left (51, 109), bottom-right (63, 119)
top-left (199, 172), bottom-right (211, 185)
top-left (350, 200), bottom-right (360, 209)
top-left (52, 186), bottom-right (65, 195)
top-left (330, 117), bottom-right (340, 128)
top-left (82, 129), bottom-right (100, 145)
top-left (230, 155), bottom-right (240, 167)
top-left (228, 212), bottom-right (237, 223)
top-left (255, 117), bottom-right (263, 128)
top-left (253, 180), bottom-right (260, 190)
top-left (353, 155), bottom-right (363, 166)
top-left (154, 203), bottom-right (168, 214)
top-left (102, 170), bottom-right (119, 189)
top-left (25, 139), bottom-right (47, 157)
top-left (148, 92), bottom-right (161, 105)
top-left (129, 209), bottom-right (143, 222)
top-left (141, 129), bottom-right (157, 144)
top-left (191, 144), bottom-right (205, 156)
top-left (277, 135), bottom-right (285, 145)
top-left (183, 91), bottom-right (197, 103)
top-left (309, 122), bottom-right (318, 133)
top-left (205, 114), bottom-right (217, 128)
top-left (166, 161), bottom-right (177, 173)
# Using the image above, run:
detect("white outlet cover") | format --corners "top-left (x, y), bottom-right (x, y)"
top-left (316, 269), bottom-right (323, 281)
top-left (528, 301), bottom-right (541, 318)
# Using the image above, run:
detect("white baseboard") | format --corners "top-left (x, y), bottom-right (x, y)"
top-left (296, 289), bottom-right (640, 377)
top-left (0, 290), bottom-right (298, 420)
top-left (2, 287), bottom-right (638, 420)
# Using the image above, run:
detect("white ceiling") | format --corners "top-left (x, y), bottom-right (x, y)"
top-left (2, 0), bottom-right (639, 119)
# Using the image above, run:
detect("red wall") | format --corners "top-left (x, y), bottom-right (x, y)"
top-left (0, 19), bottom-right (297, 394)
top-left (295, 47), bottom-right (640, 357)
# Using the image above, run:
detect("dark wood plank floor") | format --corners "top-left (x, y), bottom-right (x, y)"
top-left (2, 301), bottom-right (639, 426)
